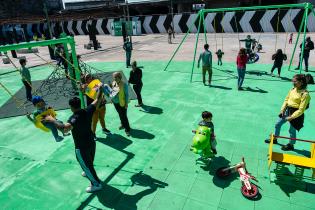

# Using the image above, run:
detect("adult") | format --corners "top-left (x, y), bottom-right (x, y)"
top-left (240, 35), bottom-right (255, 55)
top-left (44, 94), bottom-right (103, 193)
top-left (123, 37), bottom-right (133, 68)
top-left (197, 44), bottom-right (213, 86)
top-left (87, 17), bottom-right (98, 50)
top-left (129, 61), bottom-right (143, 107)
top-left (295, 37), bottom-right (314, 72)
top-left (112, 72), bottom-right (131, 136)
top-left (81, 74), bottom-right (111, 137)
top-left (265, 74), bottom-right (311, 151)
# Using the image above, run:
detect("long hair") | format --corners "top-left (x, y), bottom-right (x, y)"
top-left (238, 48), bottom-right (246, 56)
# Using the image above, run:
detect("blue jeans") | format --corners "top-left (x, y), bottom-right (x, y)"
top-left (237, 68), bottom-right (246, 88)
top-left (43, 121), bottom-right (63, 141)
top-left (275, 109), bottom-right (296, 145)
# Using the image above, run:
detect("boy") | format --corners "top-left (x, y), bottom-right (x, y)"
top-left (215, 49), bottom-right (224, 66)
top-left (197, 44), bottom-right (213, 86)
top-left (27, 96), bottom-right (68, 142)
top-left (198, 111), bottom-right (217, 154)
top-left (19, 58), bottom-right (32, 101)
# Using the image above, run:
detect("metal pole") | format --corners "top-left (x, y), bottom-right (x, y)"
top-left (299, 4), bottom-right (310, 74)
top-left (288, 7), bottom-right (307, 71)
top-left (171, 0), bottom-right (175, 38)
top-left (126, 0), bottom-right (132, 43)
top-left (69, 37), bottom-right (86, 108)
top-left (164, 12), bottom-right (200, 71)
top-left (202, 11), bottom-right (208, 44)
top-left (190, 11), bottom-right (202, 83)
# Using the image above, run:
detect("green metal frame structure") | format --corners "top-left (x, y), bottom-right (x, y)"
top-left (0, 35), bottom-right (85, 108)
top-left (164, 2), bottom-right (315, 82)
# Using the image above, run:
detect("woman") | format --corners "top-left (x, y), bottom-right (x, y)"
top-left (129, 61), bottom-right (143, 107)
top-left (265, 74), bottom-right (311, 151)
top-left (81, 74), bottom-right (111, 138)
top-left (236, 48), bottom-right (248, 90)
top-left (112, 72), bottom-right (131, 136)
top-left (270, 49), bottom-right (287, 77)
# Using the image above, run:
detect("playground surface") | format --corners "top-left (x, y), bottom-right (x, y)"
top-left (0, 34), bottom-right (315, 210)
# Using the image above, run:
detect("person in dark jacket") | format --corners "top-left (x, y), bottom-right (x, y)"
top-left (129, 61), bottom-right (143, 107)
top-left (123, 37), bottom-right (133, 68)
top-left (270, 49), bottom-right (287, 77)
top-left (295, 37), bottom-right (314, 72)
top-left (88, 18), bottom-right (98, 50)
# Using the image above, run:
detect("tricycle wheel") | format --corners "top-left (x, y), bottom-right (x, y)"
top-left (241, 183), bottom-right (258, 199)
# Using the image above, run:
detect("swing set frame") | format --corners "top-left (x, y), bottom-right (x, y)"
top-left (164, 2), bottom-right (315, 82)
top-left (0, 34), bottom-right (86, 108)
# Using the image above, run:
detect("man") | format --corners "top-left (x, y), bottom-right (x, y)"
top-left (123, 37), bottom-right (133, 68)
top-left (240, 35), bottom-right (255, 55)
top-left (88, 17), bottom-right (98, 50)
top-left (44, 92), bottom-right (103, 193)
top-left (295, 37), bottom-right (314, 72)
top-left (198, 44), bottom-right (213, 86)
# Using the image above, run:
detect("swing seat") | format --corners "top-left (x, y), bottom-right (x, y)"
top-left (247, 53), bottom-right (259, 64)
top-left (34, 108), bottom-right (57, 132)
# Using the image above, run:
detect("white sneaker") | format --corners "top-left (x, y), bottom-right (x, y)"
top-left (81, 171), bottom-right (87, 177)
top-left (86, 184), bottom-right (102, 193)
top-left (55, 136), bottom-right (64, 142)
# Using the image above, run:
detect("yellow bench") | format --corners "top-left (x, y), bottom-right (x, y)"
top-left (268, 134), bottom-right (315, 179)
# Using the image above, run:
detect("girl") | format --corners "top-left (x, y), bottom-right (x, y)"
top-left (236, 48), bottom-right (248, 90)
top-left (271, 49), bottom-right (287, 77)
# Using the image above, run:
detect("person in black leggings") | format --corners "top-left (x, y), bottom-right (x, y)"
top-left (129, 61), bottom-right (143, 107)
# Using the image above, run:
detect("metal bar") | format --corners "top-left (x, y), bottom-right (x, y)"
top-left (164, 12), bottom-right (201, 71)
top-left (203, 3), bottom-right (307, 13)
top-left (202, 11), bottom-right (208, 45)
top-left (288, 9), bottom-right (307, 71)
top-left (69, 41), bottom-right (86, 109)
top-left (190, 11), bottom-right (202, 83)
top-left (0, 37), bottom-right (72, 52)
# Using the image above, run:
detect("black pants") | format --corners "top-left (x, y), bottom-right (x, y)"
top-left (271, 65), bottom-right (282, 75)
top-left (22, 81), bottom-right (32, 101)
top-left (114, 103), bottom-right (131, 132)
top-left (133, 83), bottom-right (143, 105)
top-left (297, 53), bottom-right (309, 71)
top-left (92, 38), bottom-right (98, 50)
top-left (75, 143), bottom-right (101, 186)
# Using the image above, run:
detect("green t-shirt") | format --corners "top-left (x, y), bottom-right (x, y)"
top-left (20, 66), bottom-right (31, 83)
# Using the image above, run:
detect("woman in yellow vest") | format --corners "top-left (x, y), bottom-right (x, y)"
top-left (265, 74), bottom-right (311, 151)
top-left (111, 72), bottom-right (131, 136)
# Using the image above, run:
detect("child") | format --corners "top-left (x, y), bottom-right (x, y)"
top-left (26, 96), bottom-right (68, 142)
top-left (19, 58), bottom-right (32, 101)
top-left (198, 111), bottom-right (217, 154)
top-left (271, 49), bottom-right (287, 77)
top-left (236, 48), bottom-right (248, 90)
top-left (215, 49), bottom-right (224, 66)
top-left (289, 33), bottom-right (293, 44)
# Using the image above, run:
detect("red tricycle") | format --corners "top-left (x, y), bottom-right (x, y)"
top-left (216, 157), bottom-right (259, 199)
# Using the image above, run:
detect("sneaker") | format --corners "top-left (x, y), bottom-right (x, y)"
top-left (102, 128), bottom-right (111, 135)
top-left (119, 125), bottom-right (124, 130)
top-left (63, 132), bottom-right (71, 137)
top-left (294, 67), bottom-right (299, 70)
top-left (271, 73), bottom-right (275, 77)
top-left (86, 184), bottom-right (102, 193)
top-left (81, 171), bottom-right (87, 177)
top-left (281, 144), bottom-right (294, 151)
top-left (238, 87), bottom-right (243, 91)
top-left (125, 131), bottom-right (131, 137)
top-left (135, 104), bottom-right (143, 107)
top-left (212, 149), bottom-right (217, 155)
top-left (265, 138), bottom-right (277, 144)
top-left (55, 136), bottom-right (64, 142)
